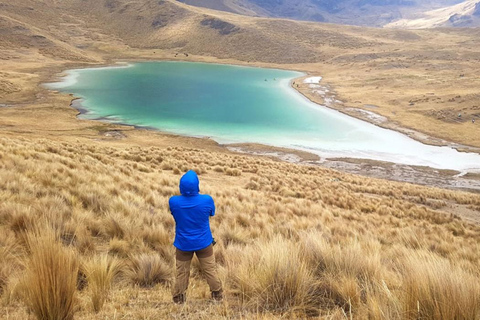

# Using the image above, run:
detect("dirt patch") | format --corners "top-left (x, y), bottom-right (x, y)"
top-left (151, 15), bottom-right (167, 29)
top-left (100, 130), bottom-right (127, 140)
top-left (447, 203), bottom-right (480, 224)
top-left (345, 107), bottom-right (387, 124)
top-left (105, 0), bottom-right (120, 11)
top-left (226, 143), bottom-right (320, 162)
top-left (463, 172), bottom-right (480, 179)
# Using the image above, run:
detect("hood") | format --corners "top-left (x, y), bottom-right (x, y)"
top-left (179, 170), bottom-right (200, 196)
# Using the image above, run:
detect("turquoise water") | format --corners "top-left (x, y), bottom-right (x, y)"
top-left (48, 61), bottom-right (480, 171)
top-left (54, 62), bottom-right (350, 141)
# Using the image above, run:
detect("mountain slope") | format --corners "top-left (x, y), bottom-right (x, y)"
top-left (176, 0), bottom-right (469, 27)
top-left (0, 0), bottom-right (388, 64)
top-left (385, 0), bottom-right (480, 28)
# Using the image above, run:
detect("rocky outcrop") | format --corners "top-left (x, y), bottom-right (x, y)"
top-left (151, 15), bottom-right (167, 28)
top-left (200, 18), bottom-right (239, 35)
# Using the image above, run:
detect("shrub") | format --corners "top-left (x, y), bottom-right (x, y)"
top-left (231, 237), bottom-right (317, 313)
top-left (127, 254), bottom-right (172, 287)
top-left (213, 166), bottom-right (224, 173)
top-left (225, 168), bottom-right (241, 176)
top-left (401, 251), bottom-right (480, 320)
top-left (83, 254), bottom-right (123, 312)
top-left (0, 263), bottom-right (9, 296)
top-left (104, 215), bottom-right (126, 239)
top-left (20, 232), bottom-right (79, 320)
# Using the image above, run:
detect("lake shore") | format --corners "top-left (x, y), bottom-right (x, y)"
top-left (40, 57), bottom-right (480, 155)
top-left (51, 61), bottom-right (480, 172)
top-left (227, 143), bottom-right (480, 193)
top-left (26, 60), bottom-right (478, 192)
top-left (292, 75), bottom-right (480, 155)
top-left (2, 56), bottom-right (480, 191)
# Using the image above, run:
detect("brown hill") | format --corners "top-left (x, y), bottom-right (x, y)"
top-left (0, 0), bottom-right (374, 63)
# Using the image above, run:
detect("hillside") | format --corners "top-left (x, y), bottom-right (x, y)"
top-left (1, 0), bottom-right (480, 319)
top-left (1, 134), bottom-right (480, 319)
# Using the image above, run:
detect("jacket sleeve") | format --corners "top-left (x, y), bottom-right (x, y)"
top-left (168, 197), bottom-right (174, 215)
top-left (208, 195), bottom-right (215, 217)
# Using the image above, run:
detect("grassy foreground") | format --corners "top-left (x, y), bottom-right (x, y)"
top-left (1, 135), bottom-right (480, 319)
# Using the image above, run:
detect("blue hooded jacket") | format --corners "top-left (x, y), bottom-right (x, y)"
top-left (169, 170), bottom-right (215, 251)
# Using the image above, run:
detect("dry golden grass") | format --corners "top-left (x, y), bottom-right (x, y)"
top-left (19, 227), bottom-right (79, 320)
top-left (231, 237), bottom-right (316, 313)
top-left (0, 135), bottom-right (480, 319)
top-left (127, 254), bottom-right (172, 288)
top-left (401, 250), bottom-right (480, 320)
top-left (82, 254), bottom-right (123, 312)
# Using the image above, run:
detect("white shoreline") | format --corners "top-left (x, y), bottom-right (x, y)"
top-left (303, 76), bottom-right (322, 84)
top-left (44, 62), bottom-right (133, 89)
top-left (283, 76), bottom-right (480, 172)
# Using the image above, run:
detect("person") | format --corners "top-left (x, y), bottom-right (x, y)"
top-left (169, 170), bottom-right (223, 304)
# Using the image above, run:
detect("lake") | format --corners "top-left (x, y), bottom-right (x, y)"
top-left (46, 61), bottom-right (480, 172)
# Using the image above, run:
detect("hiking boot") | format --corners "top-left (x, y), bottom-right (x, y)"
top-left (173, 293), bottom-right (186, 304)
top-left (211, 289), bottom-right (223, 302)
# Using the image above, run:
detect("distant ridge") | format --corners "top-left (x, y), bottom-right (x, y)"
top-left (474, 1), bottom-right (480, 15)
top-left (385, 0), bottom-right (480, 28)
top-left (175, 0), bottom-right (479, 27)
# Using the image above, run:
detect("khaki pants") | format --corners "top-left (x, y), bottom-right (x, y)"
top-left (173, 244), bottom-right (222, 298)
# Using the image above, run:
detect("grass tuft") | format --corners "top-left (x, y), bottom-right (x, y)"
top-left (127, 254), bottom-right (172, 288)
top-left (20, 230), bottom-right (79, 320)
top-left (401, 251), bottom-right (480, 320)
top-left (82, 254), bottom-right (123, 312)
top-left (232, 237), bottom-right (316, 313)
